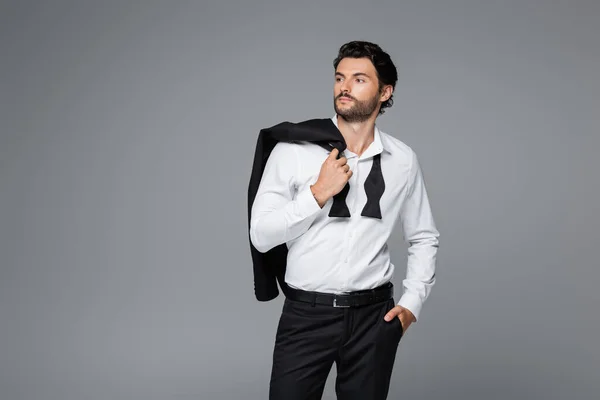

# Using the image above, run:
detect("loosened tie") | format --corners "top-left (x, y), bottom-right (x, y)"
top-left (327, 145), bottom-right (384, 219)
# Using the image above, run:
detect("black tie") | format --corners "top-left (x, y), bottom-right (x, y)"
top-left (325, 143), bottom-right (385, 219)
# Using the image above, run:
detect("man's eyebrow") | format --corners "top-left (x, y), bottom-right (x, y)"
top-left (335, 72), bottom-right (370, 78)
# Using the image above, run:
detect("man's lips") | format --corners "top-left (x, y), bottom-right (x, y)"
top-left (338, 96), bottom-right (353, 102)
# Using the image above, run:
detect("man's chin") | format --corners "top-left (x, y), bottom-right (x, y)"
top-left (335, 110), bottom-right (372, 123)
top-left (336, 113), bottom-right (355, 123)
top-left (334, 106), bottom-right (354, 117)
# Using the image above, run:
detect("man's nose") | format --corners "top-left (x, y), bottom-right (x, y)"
top-left (340, 80), bottom-right (351, 94)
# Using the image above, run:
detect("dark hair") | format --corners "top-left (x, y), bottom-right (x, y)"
top-left (333, 41), bottom-right (398, 115)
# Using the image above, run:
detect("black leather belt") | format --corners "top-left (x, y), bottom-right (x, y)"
top-left (284, 282), bottom-right (394, 307)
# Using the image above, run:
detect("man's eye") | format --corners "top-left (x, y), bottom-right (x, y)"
top-left (356, 79), bottom-right (364, 83)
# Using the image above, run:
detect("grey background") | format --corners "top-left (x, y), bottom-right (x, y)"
top-left (1, 0), bottom-right (598, 399)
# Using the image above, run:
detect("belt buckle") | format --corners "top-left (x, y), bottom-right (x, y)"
top-left (333, 296), bottom-right (350, 308)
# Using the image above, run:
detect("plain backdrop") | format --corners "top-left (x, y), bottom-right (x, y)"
top-left (1, 1), bottom-right (599, 399)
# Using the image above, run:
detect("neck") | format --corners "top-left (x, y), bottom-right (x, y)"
top-left (336, 113), bottom-right (377, 156)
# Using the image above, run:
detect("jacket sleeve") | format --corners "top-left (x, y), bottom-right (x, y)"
top-left (396, 150), bottom-right (440, 322)
top-left (250, 142), bottom-right (322, 253)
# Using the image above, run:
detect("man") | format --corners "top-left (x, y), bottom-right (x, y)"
top-left (249, 41), bottom-right (440, 400)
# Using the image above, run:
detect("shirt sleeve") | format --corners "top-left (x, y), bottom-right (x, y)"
top-left (396, 150), bottom-right (440, 322)
top-left (250, 142), bottom-right (323, 253)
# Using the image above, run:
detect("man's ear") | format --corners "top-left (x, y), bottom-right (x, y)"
top-left (380, 85), bottom-right (393, 102)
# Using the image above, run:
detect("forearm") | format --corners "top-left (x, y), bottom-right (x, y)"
top-left (250, 185), bottom-right (323, 253)
top-left (396, 150), bottom-right (440, 322)
top-left (397, 233), bottom-right (439, 322)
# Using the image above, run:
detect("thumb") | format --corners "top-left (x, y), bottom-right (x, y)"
top-left (329, 147), bottom-right (339, 158)
top-left (383, 308), bottom-right (400, 322)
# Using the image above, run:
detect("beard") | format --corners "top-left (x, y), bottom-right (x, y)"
top-left (333, 92), bottom-right (380, 123)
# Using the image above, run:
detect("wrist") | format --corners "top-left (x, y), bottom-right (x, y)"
top-left (310, 184), bottom-right (329, 208)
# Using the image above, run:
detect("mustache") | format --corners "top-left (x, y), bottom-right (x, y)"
top-left (336, 93), bottom-right (355, 100)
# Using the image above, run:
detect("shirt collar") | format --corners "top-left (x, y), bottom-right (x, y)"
top-left (331, 114), bottom-right (391, 156)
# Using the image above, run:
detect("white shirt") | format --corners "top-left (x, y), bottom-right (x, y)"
top-left (249, 115), bottom-right (440, 321)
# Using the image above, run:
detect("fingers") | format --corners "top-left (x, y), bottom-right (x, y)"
top-left (341, 164), bottom-right (352, 179)
top-left (328, 148), bottom-right (348, 165)
top-left (327, 148), bottom-right (351, 179)
top-left (344, 165), bottom-right (352, 179)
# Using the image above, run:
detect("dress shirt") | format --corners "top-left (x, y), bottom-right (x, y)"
top-left (249, 115), bottom-right (440, 321)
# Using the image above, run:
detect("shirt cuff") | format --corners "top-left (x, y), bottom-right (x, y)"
top-left (296, 185), bottom-right (322, 217)
top-left (397, 292), bottom-right (423, 322)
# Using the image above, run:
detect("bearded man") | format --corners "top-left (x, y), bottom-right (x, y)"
top-left (248, 40), bottom-right (440, 400)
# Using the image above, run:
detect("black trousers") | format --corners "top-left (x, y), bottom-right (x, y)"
top-left (269, 296), bottom-right (404, 400)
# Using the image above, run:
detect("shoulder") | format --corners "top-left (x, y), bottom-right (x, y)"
top-left (272, 140), bottom-right (325, 157)
top-left (379, 129), bottom-right (417, 165)
top-left (271, 141), bottom-right (299, 152)
top-left (268, 142), bottom-right (301, 164)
